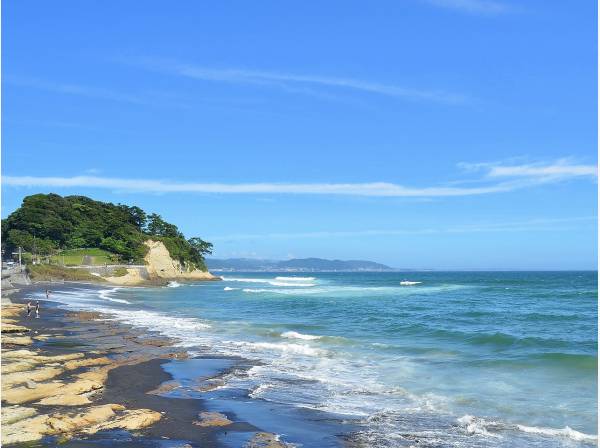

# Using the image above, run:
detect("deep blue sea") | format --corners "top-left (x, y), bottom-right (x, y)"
top-left (43, 271), bottom-right (597, 447)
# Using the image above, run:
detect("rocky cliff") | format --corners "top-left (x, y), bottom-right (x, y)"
top-left (106, 240), bottom-right (217, 285)
top-left (143, 240), bottom-right (217, 280)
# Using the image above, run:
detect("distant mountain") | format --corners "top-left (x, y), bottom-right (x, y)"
top-left (206, 257), bottom-right (394, 272)
top-left (204, 258), bottom-right (277, 271)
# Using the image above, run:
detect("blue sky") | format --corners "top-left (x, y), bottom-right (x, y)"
top-left (2, 0), bottom-right (597, 269)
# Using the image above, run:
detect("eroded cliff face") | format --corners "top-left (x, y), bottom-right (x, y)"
top-left (105, 240), bottom-right (217, 285)
top-left (143, 240), bottom-right (217, 281)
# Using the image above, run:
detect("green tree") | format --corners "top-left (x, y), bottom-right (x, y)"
top-left (146, 213), bottom-right (181, 238)
top-left (188, 237), bottom-right (213, 256)
top-left (2, 194), bottom-right (212, 269)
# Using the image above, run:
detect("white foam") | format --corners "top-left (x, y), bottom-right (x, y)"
top-left (400, 281), bottom-right (422, 286)
top-left (105, 308), bottom-right (212, 333)
top-left (222, 277), bottom-right (271, 283)
top-left (98, 288), bottom-right (131, 304)
top-left (281, 331), bottom-right (322, 341)
top-left (167, 281), bottom-right (182, 288)
top-left (223, 277), bottom-right (314, 287)
top-left (249, 383), bottom-right (273, 398)
top-left (457, 415), bottom-right (502, 438)
top-left (269, 281), bottom-right (315, 287)
top-left (457, 415), bottom-right (598, 443)
top-left (224, 287), bottom-right (239, 291)
top-left (232, 340), bottom-right (327, 357)
top-left (275, 276), bottom-right (316, 281)
top-left (516, 424), bottom-right (597, 443)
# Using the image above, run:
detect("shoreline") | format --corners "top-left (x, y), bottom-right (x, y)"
top-left (1, 282), bottom-right (353, 447)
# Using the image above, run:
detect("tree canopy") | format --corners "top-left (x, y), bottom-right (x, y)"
top-left (1, 193), bottom-right (212, 269)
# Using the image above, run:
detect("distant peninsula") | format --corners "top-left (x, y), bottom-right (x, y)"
top-left (206, 257), bottom-right (395, 272)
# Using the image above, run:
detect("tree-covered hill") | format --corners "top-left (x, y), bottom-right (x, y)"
top-left (1, 193), bottom-right (212, 269)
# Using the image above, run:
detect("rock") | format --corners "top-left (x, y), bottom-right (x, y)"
top-left (2, 348), bottom-right (39, 358)
top-left (2, 349), bottom-right (84, 363)
top-left (3, 381), bottom-right (68, 404)
top-left (32, 334), bottom-right (51, 341)
top-left (2, 360), bottom-right (38, 374)
top-left (88, 408), bottom-right (162, 432)
top-left (2, 376), bottom-right (103, 405)
top-left (143, 240), bottom-right (217, 281)
top-left (38, 393), bottom-right (92, 406)
top-left (1, 304), bottom-right (25, 319)
top-left (64, 356), bottom-right (112, 370)
top-left (0, 403), bottom-right (158, 445)
top-left (1, 323), bottom-right (30, 333)
top-left (148, 380), bottom-right (181, 395)
top-left (1, 414), bottom-right (50, 444)
top-left (194, 377), bottom-right (226, 392)
top-left (45, 404), bottom-right (125, 434)
top-left (246, 432), bottom-right (293, 448)
top-left (46, 404), bottom-right (125, 434)
top-left (105, 268), bottom-right (147, 286)
top-left (2, 366), bottom-right (63, 388)
top-left (193, 411), bottom-right (233, 427)
top-left (75, 365), bottom-right (112, 384)
top-left (2, 335), bottom-right (34, 345)
top-left (1, 405), bottom-right (37, 424)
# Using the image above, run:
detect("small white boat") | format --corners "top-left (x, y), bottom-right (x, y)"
top-left (400, 280), bottom-right (421, 286)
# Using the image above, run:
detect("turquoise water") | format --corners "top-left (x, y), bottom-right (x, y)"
top-left (46, 271), bottom-right (597, 446)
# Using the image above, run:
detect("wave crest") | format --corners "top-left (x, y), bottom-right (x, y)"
top-left (281, 331), bottom-right (322, 341)
top-left (457, 415), bottom-right (598, 443)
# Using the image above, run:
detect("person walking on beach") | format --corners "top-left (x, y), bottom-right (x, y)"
top-left (26, 301), bottom-right (32, 317)
top-left (35, 301), bottom-right (40, 318)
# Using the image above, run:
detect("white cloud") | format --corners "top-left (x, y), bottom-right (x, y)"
top-left (424, 0), bottom-right (509, 15)
top-left (4, 76), bottom-right (185, 107)
top-left (488, 163), bottom-right (597, 178)
top-left (459, 159), bottom-right (598, 179)
top-left (140, 61), bottom-right (466, 104)
top-left (5, 76), bottom-right (147, 104)
top-left (1, 175), bottom-right (504, 196)
top-left (3, 159), bottom-right (595, 197)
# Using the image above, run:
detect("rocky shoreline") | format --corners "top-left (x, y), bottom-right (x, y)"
top-left (0, 286), bottom-right (292, 447)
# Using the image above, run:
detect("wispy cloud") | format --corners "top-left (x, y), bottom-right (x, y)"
top-left (424, 0), bottom-right (510, 15)
top-left (3, 159), bottom-right (596, 197)
top-left (4, 76), bottom-right (185, 107)
top-left (139, 60), bottom-right (467, 104)
top-left (208, 216), bottom-right (597, 241)
top-left (459, 158), bottom-right (598, 180)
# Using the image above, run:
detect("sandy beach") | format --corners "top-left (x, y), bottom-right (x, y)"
top-left (0, 284), bottom-right (303, 447)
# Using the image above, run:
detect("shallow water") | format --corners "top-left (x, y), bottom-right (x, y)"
top-left (41, 271), bottom-right (598, 447)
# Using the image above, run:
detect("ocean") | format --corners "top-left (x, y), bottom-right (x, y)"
top-left (41, 271), bottom-right (597, 447)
